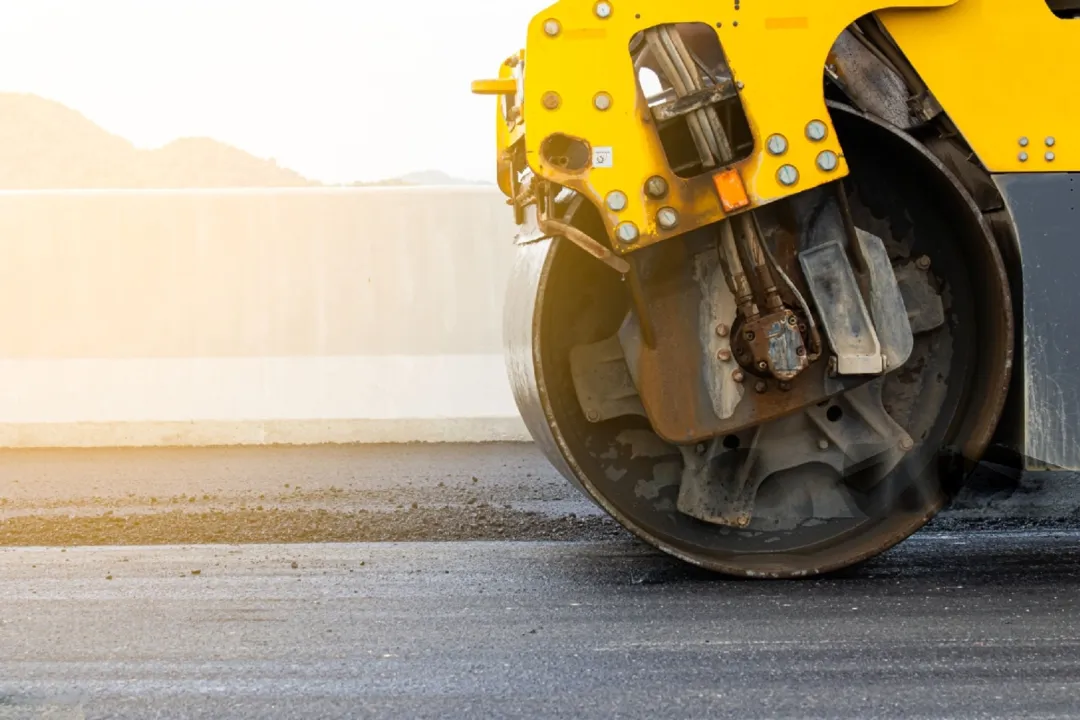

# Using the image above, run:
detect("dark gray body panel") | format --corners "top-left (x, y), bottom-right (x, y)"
top-left (995, 173), bottom-right (1080, 470)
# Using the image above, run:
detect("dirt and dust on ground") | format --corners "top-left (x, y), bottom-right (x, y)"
top-left (0, 443), bottom-right (625, 547)
top-left (0, 442), bottom-right (1075, 547)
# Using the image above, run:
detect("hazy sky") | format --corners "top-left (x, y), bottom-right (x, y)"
top-left (0, 1), bottom-right (549, 183)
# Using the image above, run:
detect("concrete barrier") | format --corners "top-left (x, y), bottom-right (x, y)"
top-left (0, 187), bottom-right (529, 447)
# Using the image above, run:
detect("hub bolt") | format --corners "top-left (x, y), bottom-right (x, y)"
top-left (766, 134), bottom-right (788, 156)
top-left (717, 348), bottom-right (732, 362)
top-left (816, 150), bottom-right (839, 173)
top-left (657, 207), bottom-right (679, 230)
top-left (732, 370), bottom-right (745, 383)
top-left (916, 255), bottom-right (931, 271)
top-left (716, 324), bottom-right (730, 338)
top-left (605, 190), bottom-right (628, 212)
top-left (754, 380), bottom-right (768, 394)
top-left (777, 164), bottom-right (799, 187)
top-left (806, 120), bottom-right (828, 142)
top-left (645, 175), bottom-right (669, 199)
top-left (615, 222), bottom-right (639, 244)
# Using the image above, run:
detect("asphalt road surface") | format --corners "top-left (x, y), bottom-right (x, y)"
top-left (1, 443), bottom-right (1080, 718)
top-left (1, 532), bottom-right (1080, 719)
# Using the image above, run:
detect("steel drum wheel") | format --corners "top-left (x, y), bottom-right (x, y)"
top-left (505, 107), bottom-right (1012, 578)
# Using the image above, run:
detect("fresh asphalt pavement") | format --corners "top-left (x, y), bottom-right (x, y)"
top-left (0, 444), bottom-right (1079, 719)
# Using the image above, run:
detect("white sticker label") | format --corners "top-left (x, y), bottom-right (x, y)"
top-left (592, 147), bottom-right (613, 168)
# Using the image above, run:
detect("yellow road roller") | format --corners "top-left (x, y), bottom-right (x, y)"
top-left (474, 0), bottom-right (1080, 577)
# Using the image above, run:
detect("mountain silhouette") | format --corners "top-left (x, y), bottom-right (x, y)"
top-left (0, 93), bottom-right (314, 189)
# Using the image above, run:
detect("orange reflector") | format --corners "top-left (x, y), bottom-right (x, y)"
top-left (713, 169), bottom-right (750, 212)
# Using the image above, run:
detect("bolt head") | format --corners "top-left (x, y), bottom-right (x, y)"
top-left (745, 331), bottom-right (755, 341)
top-left (1019, 136), bottom-right (1030, 147)
top-left (754, 380), bottom-right (768, 394)
top-left (542, 92), bottom-right (561, 110)
top-left (594, 1), bottom-right (613, 18)
top-left (766, 134), bottom-right (788, 156)
top-left (806, 120), bottom-right (828, 142)
top-left (717, 348), bottom-right (732, 362)
top-left (732, 370), bottom-right (745, 383)
top-left (757, 361), bottom-right (768, 371)
top-left (916, 255), bottom-right (931, 271)
top-left (817, 439), bottom-right (829, 451)
top-left (543, 19), bottom-right (561, 36)
top-left (777, 164), bottom-right (799, 187)
top-left (645, 175), bottom-right (669, 199)
top-left (816, 150), bottom-right (839, 173)
top-left (615, 222), bottom-right (639, 244)
top-left (900, 436), bottom-right (914, 451)
top-left (1047, 136), bottom-right (1057, 147)
top-left (657, 207), bottom-right (679, 230)
top-left (715, 324), bottom-right (730, 338)
top-left (586, 410), bottom-right (599, 422)
top-left (593, 92), bottom-right (612, 111)
top-left (605, 190), bottom-right (628, 212)
top-left (1019, 151), bottom-right (1029, 162)
top-left (1047, 151), bottom-right (1056, 162)
top-left (735, 80), bottom-right (744, 90)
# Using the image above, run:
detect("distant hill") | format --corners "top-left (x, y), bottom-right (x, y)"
top-left (0, 93), bottom-right (315, 189)
top-left (0, 93), bottom-right (488, 189)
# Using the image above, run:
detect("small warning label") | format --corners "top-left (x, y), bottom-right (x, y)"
top-left (592, 147), bottom-right (613, 168)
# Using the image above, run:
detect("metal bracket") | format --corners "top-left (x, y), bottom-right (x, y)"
top-left (800, 239), bottom-right (884, 374)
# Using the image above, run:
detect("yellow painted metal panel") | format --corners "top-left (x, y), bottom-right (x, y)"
top-left (880, 0), bottom-right (1079, 172)
top-left (515, 0), bottom-right (956, 252)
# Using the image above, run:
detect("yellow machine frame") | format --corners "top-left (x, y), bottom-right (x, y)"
top-left (475, 0), bottom-right (1080, 254)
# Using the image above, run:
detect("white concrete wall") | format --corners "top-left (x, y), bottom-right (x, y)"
top-left (0, 187), bottom-right (529, 447)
